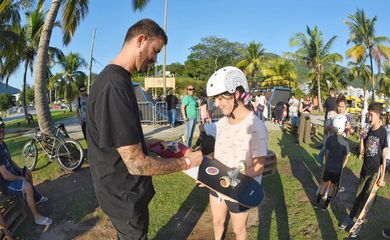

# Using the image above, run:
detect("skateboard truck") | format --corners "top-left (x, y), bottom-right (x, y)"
top-left (219, 161), bottom-right (246, 188)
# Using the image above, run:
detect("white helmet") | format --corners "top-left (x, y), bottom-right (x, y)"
top-left (333, 114), bottom-right (347, 133)
top-left (206, 66), bottom-right (249, 97)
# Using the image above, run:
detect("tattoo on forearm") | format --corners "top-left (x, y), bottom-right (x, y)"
top-left (117, 144), bottom-right (185, 176)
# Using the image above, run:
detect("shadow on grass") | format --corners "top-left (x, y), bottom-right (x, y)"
top-left (279, 131), bottom-right (339, 239)
top-left (257, 170), bottom-right (290, 240)
top-left (16, 167), bottom-right (99, 239)
top-left (153, 186), bottom-right (209, 240)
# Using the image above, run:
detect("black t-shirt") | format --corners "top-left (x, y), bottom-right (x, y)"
top-left (325, 134), bottom-right (349, 174)
top-left (361, 126), bottom-right (388, 176)
top-left (87, 64), bottom-right (154, 219)
top-left (324, 96), bottom-right (336, 119)
top-left (165, 94), bottom-right (178, 110)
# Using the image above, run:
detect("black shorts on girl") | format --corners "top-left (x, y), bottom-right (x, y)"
top-left (322, 170), bottom-right (341, 184)
top-left (210, 190), bottom-right (250, 213)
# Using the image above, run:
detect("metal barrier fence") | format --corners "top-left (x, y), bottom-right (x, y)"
top-left (137, 101), bottom-right (223, 125)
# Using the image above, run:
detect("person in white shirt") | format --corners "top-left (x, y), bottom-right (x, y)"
top-left (205, 66), bottom-right (268, 240)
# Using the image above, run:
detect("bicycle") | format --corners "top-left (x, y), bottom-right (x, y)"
top-left (22, 123), bottom-right (84, 171)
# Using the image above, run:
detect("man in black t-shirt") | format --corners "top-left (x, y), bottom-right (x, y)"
top-left (339, 103), bottom-right (388, 234)
top-left (87, 19), bottom-right (202, 240)
top-left (165, 90), bottom-right (179, 127)
top-left (324, 88), bottom-right (337, 123)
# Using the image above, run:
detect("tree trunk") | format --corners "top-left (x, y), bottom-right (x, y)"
top-left (368, 49), bottom-right (375, 101)
top-left (22, 61), bottom-right (31, 124)
top-left (317, 73), bottom-right (323, 112)
top-left (34, 0), bottom-right (62, 135)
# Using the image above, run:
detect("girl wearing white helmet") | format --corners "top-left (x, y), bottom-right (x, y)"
top-left (205, 66), bottom-right (268, 240)
top-left (314, 114), bottom-right (350, 210)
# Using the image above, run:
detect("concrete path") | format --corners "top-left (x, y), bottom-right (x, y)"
top-left (7, 114), bottom-right (324, 142)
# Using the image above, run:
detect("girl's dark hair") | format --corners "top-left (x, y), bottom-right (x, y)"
top-left (221, 86), bottom-right (254, 112)
top-left (200, 98), bottom-right (207, 105)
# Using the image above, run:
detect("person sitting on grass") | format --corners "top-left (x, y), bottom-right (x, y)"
top-left (339, 103), bottom-right (388, 238)
top-left (0, 121), bottom-right (52, 226)
top-left (314, 114), bottom-right (349, 211)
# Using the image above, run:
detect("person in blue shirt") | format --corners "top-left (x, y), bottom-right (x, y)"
top-left (0, 121), bottom-right (51, 226)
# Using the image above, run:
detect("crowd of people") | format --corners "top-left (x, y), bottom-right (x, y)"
top-left (0, 18), bottom-right (389, 240)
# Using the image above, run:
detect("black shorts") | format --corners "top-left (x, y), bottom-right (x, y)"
top-left (322, 170), bottom-right (341, 184)
top-left (110, 207), bottom-right (149, 240)
top-left (210, 190), bottom-right (250, 213)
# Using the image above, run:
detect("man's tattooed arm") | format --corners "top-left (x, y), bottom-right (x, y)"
top-left (117, 143), bottom-right (187, 176)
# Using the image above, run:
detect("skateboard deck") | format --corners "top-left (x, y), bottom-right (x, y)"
top-left (148, 140), bottom-right (264, 208)
top-left (349, 169), bottom-right (382, 237)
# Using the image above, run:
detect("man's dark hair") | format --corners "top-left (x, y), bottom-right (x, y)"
top-left (124, 18), bottom-right (168, 45)
top-left (79, 85), bottom-right (86, 91)
top-left (368, 102), bottom-right (382, 115)
top-left (336, 94), bottom-right (346, 104)
top-left (329, 88), bottom-right (335, 95)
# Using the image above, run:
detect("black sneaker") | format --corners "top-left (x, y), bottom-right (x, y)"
top-left (383, 229), bottom-right (390, 239)
top-left (339, 217), bottom-right (353, 230)
top-left (314, 201), bottom-right (320, 209)
top-left (321, 202), bottom-right (329, 211)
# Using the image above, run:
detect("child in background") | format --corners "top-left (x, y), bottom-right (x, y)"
top-left (314, 114), bottom-right (349, 210)
top-left (199, 98), bottom-right (210, 124)
top-left (339, 103), bottom-right (388, 237)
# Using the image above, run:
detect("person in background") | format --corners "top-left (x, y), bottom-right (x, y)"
top-left (76, 85), bottom-right (88, 141)
top-left (288, 93), bottom-right (299, 128)
top-left (323, 88), bottom-right (337, 133)
top-left (298, 95), bottom-right (313, 145)
top-left (0, 121), bottom-right (51, 226)
top-left (207, 97), bottom-right (216, 122)
top-left (313, 96), bottom-right (319, 114)
top-left (181, 85), bottom-right (199, 147)
top-left (165, 90), bottom-right (179, 128)
top-left (339, 103), bottom-right (387, 238)
top-left (199, 98), bottom-right (210, 124)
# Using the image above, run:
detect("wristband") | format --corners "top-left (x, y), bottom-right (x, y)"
top-left (182, 157), bottom-right (191, 169)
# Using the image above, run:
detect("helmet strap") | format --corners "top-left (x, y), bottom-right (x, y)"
top-left (228, 95), bottom-right (239, 119)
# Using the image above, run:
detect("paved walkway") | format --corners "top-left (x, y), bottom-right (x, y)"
top-left (7, 114), bottom-right (324, 142)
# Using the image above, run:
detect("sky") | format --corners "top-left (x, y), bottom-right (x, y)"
top-left (7, 0), bottom-right (390, 90)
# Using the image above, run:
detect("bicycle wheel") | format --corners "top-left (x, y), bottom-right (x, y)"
top-left (22, 140), bottom-right (38, 170)
top-left (56, 138), bottom-right (84, 171)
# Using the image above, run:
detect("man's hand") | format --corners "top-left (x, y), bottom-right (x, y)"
top-left (184, 149), bottom-right (203, 168)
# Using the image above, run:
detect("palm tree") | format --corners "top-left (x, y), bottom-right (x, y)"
top-left (260, 58), bottom-right (297, 88)
top-left (57, 52), bottom-right (86, 111)
top-left (324, 65), bottom-right (348, 90)
top-left (287, 25), bottom-right (342, 112)
top-left (345, 8), bottom-right (390, 100)
top-left (378, 64), bottom-right (390, 97)
top-left (34, 0), bottom-right (150, 135)
top-left (348, 58), bottom-right (371, 99)
top-left (236, 42), bottom-right (266, 87)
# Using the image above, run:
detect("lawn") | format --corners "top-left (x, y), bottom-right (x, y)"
top-left (7, 123), bottom-right (390, 239)
top-left (4, 110), bottom-right (76, 129)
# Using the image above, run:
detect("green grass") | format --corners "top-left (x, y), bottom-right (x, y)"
top-left (7, 125), bottom-right (390, 239)
top-left (4, 110), bottom-right (76, 129)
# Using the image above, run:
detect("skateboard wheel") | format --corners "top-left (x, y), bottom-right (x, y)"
top-left (238, 161), bottom-right (246, 173)
top-left (220, 176), bottom-right (231, 188)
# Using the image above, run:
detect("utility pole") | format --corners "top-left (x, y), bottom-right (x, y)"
top-left (162, 0), bottom-right (168, 97)
top-left (88, 28), bottom-right (96, 94)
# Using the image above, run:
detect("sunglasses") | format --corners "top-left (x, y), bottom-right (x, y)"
top-left (187, 88), bottom-right (195, 91)
top-left (80, 89), bottom-right (86, 92)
